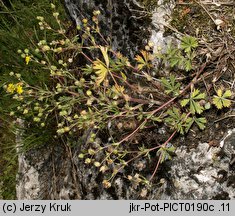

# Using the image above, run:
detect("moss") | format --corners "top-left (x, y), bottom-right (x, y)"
top-left (166, 3), bottom-right (214, 37)
top-left (167, 2), bottom-right (235, 41)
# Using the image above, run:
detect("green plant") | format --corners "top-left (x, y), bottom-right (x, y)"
top-left (0, 117), bottom-right (17, 199)
top-left (212, 88), bottom-right (232, 109)
top-left (181, 88), bottom-right (206, 114)
top-left (160, 36), bottom-right (198, 71)
top-left (0, 0), bottom-right (67, 199)
top-left (157, 144), bottom-right (176, 164)
top-left (181, 36), bottom-right (198, 53)
top-left (2, 5), bottom-right (234, 191)
top-left (165, 107), bottom-right (189, 134)
top-left (161, 75), bottom-right (180, 96)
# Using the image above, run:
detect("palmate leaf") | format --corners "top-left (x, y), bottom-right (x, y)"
top-left (169, 74), bottom-right (180, 92)
top-left (181, 36), bottom-right (198, 53)
top-left (191, 88), bottom-right (205, 99)
top-left (161, 75), bottom-right (180, 96)
top-left (82, 64), bottom-right (93, 75)
top-left (166, 45), bottom-right (177, 58)
top-left (213, 89), bottom-right (232, 109)
top-left (135, 50), bottom-right (153, 70)
top-left (157, 146), bottom-right (176, 164)
top-left (165, 45), bottom-right (184, 68)
top-left (213, 96), bottom-right (231, 109)
top-left (213, 96), bottom-right (223, 109)
top-left (93, 59), bottom-right (108, 86)
top-left (135, 54), bottom-right (145, 70)
top-left (190, 100), bottom-right (204, 114)
top-left (169, 53), bottom-right (184, 67)
top-left (167, 107), bottom-right (180, 120)
top-left (194, 117), bottom-right (207, 130)
top-left (165, 107), bottom-right (185, 134)
top-left (181, 89), bottom-right (206, 114)
top-left (115, 52), bottom-right (130, 67)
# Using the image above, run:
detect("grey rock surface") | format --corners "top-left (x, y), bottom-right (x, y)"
top-left (157, 129), bottom-right (235, 199)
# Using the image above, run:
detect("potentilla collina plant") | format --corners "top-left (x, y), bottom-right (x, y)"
top-left (4, 4), bottom-right (233, 189)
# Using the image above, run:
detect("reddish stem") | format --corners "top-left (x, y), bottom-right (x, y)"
top-left (150, 130), bottom-right (177, 181)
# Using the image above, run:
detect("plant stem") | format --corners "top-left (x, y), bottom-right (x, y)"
top-left (150, 130), bottom-right (177, 181)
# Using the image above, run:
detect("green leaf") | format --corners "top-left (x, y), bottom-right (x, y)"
top-left (190, 100), bottom-right (204, 114)
top-left (135, 54), bottom-right (145, 70)
top-left (213, 96), bottom-right (223, 109)
top-left (184, 117), bottom-right (194, 133)
top-left (191, 89), bottom-right (200, 98)
top-left (194, 117), bottom-right (207, 130)
top-left (217, 89), bottom-right (223, 97)
top-left (182, 89), bottom-right (205, 114)
top-left (161, 77), bottom-right (171, 89)
top-left (167, 107), bottom-right (180, 119)
top-left (223, 90), bottom-right (232, 98)
top-left (82, 64), bottom-right (93, 75)
top-left (120, 72), bottom-right (127, 81)
top-left (167, 146), bottom-right (176, 153)
top-left (161, 75), bottom-right (180, 96)
top-left (222, 99), bottom-right (231, 108)
top-left (135, 50), bottom-right (153, 70)
top-left (181, 36), bottom-right (198, 53)
top-left (157, 146), bottom-right (175, 164)
top-left (193, 92), bottom-right (206, 100)
top-left (169, 75), bottom-right (175, 85)
top-left (166, 45), bottom-right (177, 57)
top-left (165, 108), bottom-right (192, 134)
top-left (212, 88), bottom-right (232, 109)
top-left (181, 99), bottom-right (189, 107)
top-left (184, 59), bottom-right (192, 71)
top-left (151, 116), bottom-right (162, 122)
top-left (169, 53), bottom-right (183, 67)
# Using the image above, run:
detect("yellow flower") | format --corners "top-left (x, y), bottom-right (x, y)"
top-left (82, 18), bottom-right (88, 24)
top-left (16, 84), bottom-right (23, 94)
top-left (6, 83), bottom-right (15, 93)
top-left (25, 55), bottom-right (30, 65)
